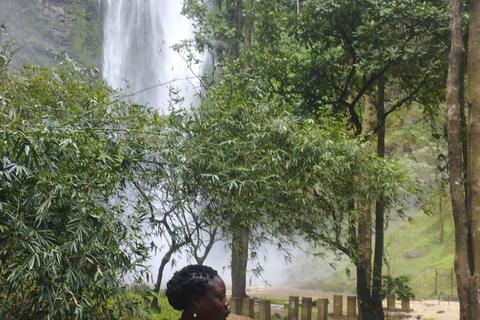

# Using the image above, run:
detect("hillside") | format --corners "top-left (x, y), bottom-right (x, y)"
top-left (296, 201), bottom-right (455, 299)
top-left (0, 0), bottom-right (101, 67)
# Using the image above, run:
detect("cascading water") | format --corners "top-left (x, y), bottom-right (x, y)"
top-left (102, 0), bottom-right (196, 111)
top-left (100, 0), bottom-right (295, 288)
top-left (101, 0), bottom-right (205, 285)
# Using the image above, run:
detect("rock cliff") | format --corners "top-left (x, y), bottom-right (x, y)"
top-left (0, 0), bottom-right (101, 67)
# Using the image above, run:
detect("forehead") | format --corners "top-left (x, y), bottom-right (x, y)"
top-left (206, 276), bottom-right (226, 293)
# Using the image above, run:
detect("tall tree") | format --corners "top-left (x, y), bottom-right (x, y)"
top-left (180, 3), bottom-right (449, 318)
top-left (164, 60), bottom-right (410, 306)
top-left (445, 0), bottom-right (480, 318)
top-left (445, 0), bottom-right (478, 319)
top-left (467, 3), bottom-right (480, 318)
top-left (254, 2), bottom-right (448, 318)
top-left (182, 0), bottom-right (254, 298)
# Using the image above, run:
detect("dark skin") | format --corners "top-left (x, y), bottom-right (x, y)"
top-left (183, 276), bottom-right (230, 320)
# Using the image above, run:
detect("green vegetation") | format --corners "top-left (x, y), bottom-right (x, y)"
top-left (301, 205), bottom-right (455, 299)
top-left (125, 289), bottom-right (181, 320)
top-left (0, 0), bottom-right (101, 68)
top-left (0, 47), bottom-right (165, 318)
top-left (178, 3), bottom-right (439, 314)
top-left (0, 1), bottom-right (464, 319)
top-left (67, 0), bottom-right (102, 66)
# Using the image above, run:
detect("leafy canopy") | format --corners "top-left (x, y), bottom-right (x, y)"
top-left (164, 70), bottom-right (411, 254)
top-left (0, 55), bottom-right (163, 319)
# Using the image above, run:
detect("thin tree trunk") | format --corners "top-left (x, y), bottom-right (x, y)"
top-left (150, 248), bottom-right (174, 310)
top-left (370, 77), bottom-right (386, 319)
top-left (446, 0), bottom-right (471, 319)
top-left (231, 228), bottom-right (249, 298)
top-left (193, 227), bottom-right (218, 265)
top-left (357, 93), bottom-right (375, 320)
top-left (467, 0), bottom-right (480, 318)
top-left (439, 196), bottom-right (444, 243)
top-left (244, 0), bottom-right (252, 50)
top-left (233, 0), bottom-right (243, 59)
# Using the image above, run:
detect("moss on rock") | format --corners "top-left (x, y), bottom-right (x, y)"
top-left (0, 0), bottom-right (102, 68)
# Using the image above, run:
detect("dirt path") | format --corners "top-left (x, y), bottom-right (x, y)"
top-left (226, 286), bottom-right (459, 320)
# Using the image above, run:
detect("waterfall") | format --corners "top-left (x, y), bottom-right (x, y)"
top-left (101, 0), bottom-right (209, 287)
top-left (100, 1), bottom-right (307, 289)
top-left (102, 0), bottom-right (196, 111)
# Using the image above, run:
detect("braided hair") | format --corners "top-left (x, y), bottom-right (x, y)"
top-left (166, 264), bottom-right (219, 311)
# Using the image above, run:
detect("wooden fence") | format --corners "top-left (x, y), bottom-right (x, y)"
top-left (230, 294), bottom-right (411, 320)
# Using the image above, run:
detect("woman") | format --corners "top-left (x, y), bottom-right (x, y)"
top-left (166, 265), bottom-right (230, 320)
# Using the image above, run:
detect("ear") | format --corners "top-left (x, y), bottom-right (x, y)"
top-left (191, 292), bottom-right (203, 308)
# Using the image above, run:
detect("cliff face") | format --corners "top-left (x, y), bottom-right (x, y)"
top-left (0, 0), bottom-right (102, 68)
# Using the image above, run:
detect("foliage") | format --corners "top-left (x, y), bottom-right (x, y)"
top-left (0, 55), bottom-right (163, 319)
top-left (0, 24), bottom-right (19, 72)
top-left (303, 205), bottom-right (455, 298)
top-left (67, 0), bottom-right (102, 66)
top-left (380, 275), bottom-right (415, 301)
top-left (164, 71), bottom-right (412, 257)
top-left (181, 0), bottom-right (449, 127)
top-left (126, 289), bottom-right (181, 320)
top-left (291, 0), bottom-right (449, 123)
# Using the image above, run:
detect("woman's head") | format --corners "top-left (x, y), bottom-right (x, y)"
top-left (166, 264), bottom-right (230, 320)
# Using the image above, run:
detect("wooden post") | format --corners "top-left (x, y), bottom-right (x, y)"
top-left (401, 298), bottom-right (411, 311)
top-left (333, 295), bottom-right (343, 317)
top-left (288, 296), bottom-right (299, 320)
top-left (230, 297), bottom-right (242, 315)
top-left (387, 295), bottom-right (396, 310)
top-left (301, 297), bottom-right (312, 320)
top-left (347, 296), bottom-right (357, 318)
top-left (242, 298), bottom-right (254, 319)
top-left (259, 300), bottom-right (271, 320)
top-left (316, 298), bottom-right (328, 320)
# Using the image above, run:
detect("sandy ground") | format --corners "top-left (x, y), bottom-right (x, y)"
top-left (227, 286), bottom-right (459, 320)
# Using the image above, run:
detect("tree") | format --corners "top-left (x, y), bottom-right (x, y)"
top-left (180, 1), bottom-right (449, 318)
top-left (467, 3), bottom-right (480, 317)
top-left (0, 55), bottom-right (161, 319)
top-left (129, 170), bottom-right (221, 310)
top-left (251, 2), bottom-right (449, 318)
top-left (164, 63), bottom-right (411, 302)
top-left (445, 0), bottom-right (480, 319)
top-left (181, 0), bottom-right (258, 298)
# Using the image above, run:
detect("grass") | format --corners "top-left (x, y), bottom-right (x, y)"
top-left (299, 199), bottom-right (456, 299)
top-left (124, 288), bottom-right (181, 320)
top-left (260, 297), bottom-right (288, 305)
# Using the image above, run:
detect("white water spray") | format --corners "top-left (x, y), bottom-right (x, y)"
top-left (100, 0), bottom-right (317, 289)
top-left (102, 0), bottom-right (196, 111)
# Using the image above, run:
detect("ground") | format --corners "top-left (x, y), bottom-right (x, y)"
top-left (226, 286), bottom-right (459, 320)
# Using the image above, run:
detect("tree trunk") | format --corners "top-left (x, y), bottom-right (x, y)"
top-left (357, 263), bottom-right (384, 320)
top-left (356, 80), bottom-right (386, 320)
top-left (439, 196), bottom-right (444, 243)
top-left (357, 93), bottom-right (375, 320)
top-left (150, 249), bottom-right (174, 311)
top-left (446, 0), bottom-right (472, 319)
top-left (231, 228), bottom-right (249, 298)
top-left (361, 93), bottom-right (375, 138)
top-left (233, 0), bottom-right (243, 59)
top-left (356, 263), bottom-right (378, 320)
top-left (467, 0), bottom-right (480, 318)
top-left (244, 0), bottom-right (252, 50)
top-left (371, 77), bottom-right (386, 319)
